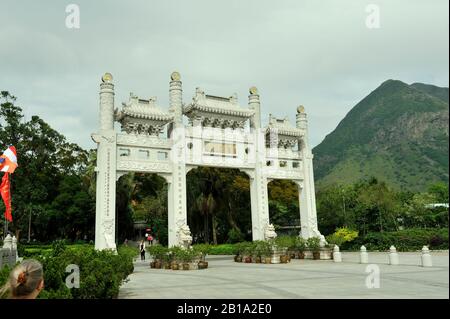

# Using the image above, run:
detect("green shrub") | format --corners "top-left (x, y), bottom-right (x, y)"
top-left (51, 239), bottom-right (67, 256)
top-left (254, 240), bottom-right (271, 257)
top-left (275, 236), bottom-right (296, 250)
top-left (0, 265), bottom-right (11, 299)
top-left (294, 237), bottom-right (307, 252)
top-left (242, 242), bottom-right (256, 256)
top-left (147, 244), bottom-right (168, 261)
top-left (345, 228), bottom-right (449, 251)
top-left (169, 246), bottom-right (184, 263)
top-left (32, 245), bottom-right (136, 299)
top-left (233, 242), bottom-right (245, 256)
top-left (192, 244), bottom-right (211, 260)
top-left (207, 244), bottom-right (234, 255)
top-left (326, 227), bottom-right (359, 247)
top-left (306, 237), bottom-right (321, 252)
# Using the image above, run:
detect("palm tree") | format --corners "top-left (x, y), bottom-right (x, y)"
top-left (196, 193), bottom-right (216, 244)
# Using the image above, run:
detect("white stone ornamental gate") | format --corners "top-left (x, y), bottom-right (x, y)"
top-left (92, 72), bottom-right (323, 250)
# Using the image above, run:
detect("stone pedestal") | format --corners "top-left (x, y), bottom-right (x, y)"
top-left (333, 245), bottom-right (342, 262)
top-left (319, 247), bottom-right (332, 260)
top-left (389, 246), bottom-right (399, 265)
top-left (360, 245), bottom-right (369, 264)
top-left (421, 246), bottom-right (432, 267)
top-left (271, 246), bottom-right (281, 264)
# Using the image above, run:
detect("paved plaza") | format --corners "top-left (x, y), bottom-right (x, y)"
top-left (119, 251), bottom-right (449, 299)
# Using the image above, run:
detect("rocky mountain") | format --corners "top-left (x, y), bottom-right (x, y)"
top-left (313, 80), bottom-right (449, 192)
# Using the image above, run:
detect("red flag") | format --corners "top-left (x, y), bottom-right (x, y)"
top-left (0, 173), bottom-right (12, 222)
top-left (0, 146), bottom-right (18, 173)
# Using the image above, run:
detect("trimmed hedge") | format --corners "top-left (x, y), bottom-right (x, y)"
top-left (207, 244), bottom-right (235, 255)
top-left (343, 228), bottom-right (449, 251)
top-left (198, 228), bottom-right (449, 254)
top-left (1, 243), bottom-right (137, 299)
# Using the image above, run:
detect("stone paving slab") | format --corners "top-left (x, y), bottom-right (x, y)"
top-left (119, 251), bottom-right (449, 299)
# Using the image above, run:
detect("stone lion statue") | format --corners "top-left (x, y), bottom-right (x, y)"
top-left (177, 224), bottom-right (193, 249)
top-left (319, 234), bottom-right (328, 248)
top-left (264, 224), bottom-right (277, 241)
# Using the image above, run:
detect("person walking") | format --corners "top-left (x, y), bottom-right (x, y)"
top-left (0, 259), bottom-right (44, 299)
top-left (147, 234), bottom-right (153, 246)
top-left (139, 240), bottom-right (146, 261)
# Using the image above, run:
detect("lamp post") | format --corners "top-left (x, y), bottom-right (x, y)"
top-left (341, 188), bottom-right (346, 227)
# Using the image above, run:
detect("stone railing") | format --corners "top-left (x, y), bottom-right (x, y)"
top-left (1, 234), bottom-right (18, 268)
top-left (0, 248), bottom-right (17, 268)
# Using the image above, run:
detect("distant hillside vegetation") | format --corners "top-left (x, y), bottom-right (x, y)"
top-left (313, 80), bottom-right (449, 192)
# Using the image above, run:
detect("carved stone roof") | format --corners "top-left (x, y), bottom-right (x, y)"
top-left (118, 93), bottom-right (174, 122)
top-left (184, 88), bottom-right (254, 119)
top-left (266, 114), bottom-right (303, 137)
top-left (115, 93), bottom-right (174, 135)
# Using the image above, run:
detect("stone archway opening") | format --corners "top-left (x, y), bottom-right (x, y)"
top-left (186, 167), bottom-right (251, 245)
top-left (116, 172), bottom-right (168, 245)
top-left (267, 179), bottom-right (301, 237)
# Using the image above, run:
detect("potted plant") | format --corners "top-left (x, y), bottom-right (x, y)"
top-left (162, 249), bottom-right (172, 269)
top-left (253, 241), bottom-right (265, 263)
top-left (194, 244), bottom-right (210, 269)
top-left (275, 236), bottom-right (290, 263)
top-left (295, 237), bottom-right (307, 259)
top-left (260, 240), bottom-right (272, 264)
top-left (180, 249), bottom-right (192, 270)
top-left (148, 244), bottom-right (166, 269)
top-left (233, 242), bottom-right (244, 262)
top-left (307, 237), bottom-right (321, 260)
top-left (170, 246), bottom-right (183, 270)
top-left (243, 242), bottom-right (254, 263)
top-left (287, 236), bottom-right (296, 262)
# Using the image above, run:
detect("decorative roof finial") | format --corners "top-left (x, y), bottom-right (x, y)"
top-left (249, 86), bottom-right (258, 95)
top-left (101, 72), bottom-right (113, 83)
top-left (171, 71), bottom-right (181, 81)
top-left (297, 105), bottom-right (305, 114)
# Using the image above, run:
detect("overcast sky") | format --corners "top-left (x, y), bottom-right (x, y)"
top-left (0, 0), bottom-right (448, 149)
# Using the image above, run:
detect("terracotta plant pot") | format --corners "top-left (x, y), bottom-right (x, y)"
top-left (150, 261), bottom-right (156, 268)
top-left (255, 256), bottom-right (261, 263)
top-left (171, 263), bottom-right (179, 270)
top-left (244, 256), bottom-right (252, 263)
top-left (235, 256), bottom-right (243, 263)
top-left (313, 251), bottom-right (321, 260)
top-left (198, 261), bottom-right (207, 269)
top-left (154, 261), bottom-right (162, 269)
top-left (280, 255), bottom-right (288, 263)
top-left (298, 252), bottom-right (305, 259)
top-left (183, 263), bottom-right (190, 270)
top-left (290, 252), bottom-right (296, 259)
top-left (265, 257), bottom-right (272, 264)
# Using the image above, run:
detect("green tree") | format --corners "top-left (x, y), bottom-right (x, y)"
top-left (0, 91), bottom-right (90, 242)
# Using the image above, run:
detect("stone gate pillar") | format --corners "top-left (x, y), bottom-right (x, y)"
top-left (296, 106), bottom-right (320, 239)
top-left (248, 87), bottom-right (270, 240)
top-left (249, 165), bottom-right (270, 241)
top-left (92, 73), bottom-right (117, 251)
top-left (168, 72), bottom-right (189, 247)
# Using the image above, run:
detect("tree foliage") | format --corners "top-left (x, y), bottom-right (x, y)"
top-left (0, 92), bottom-right (92, 242)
